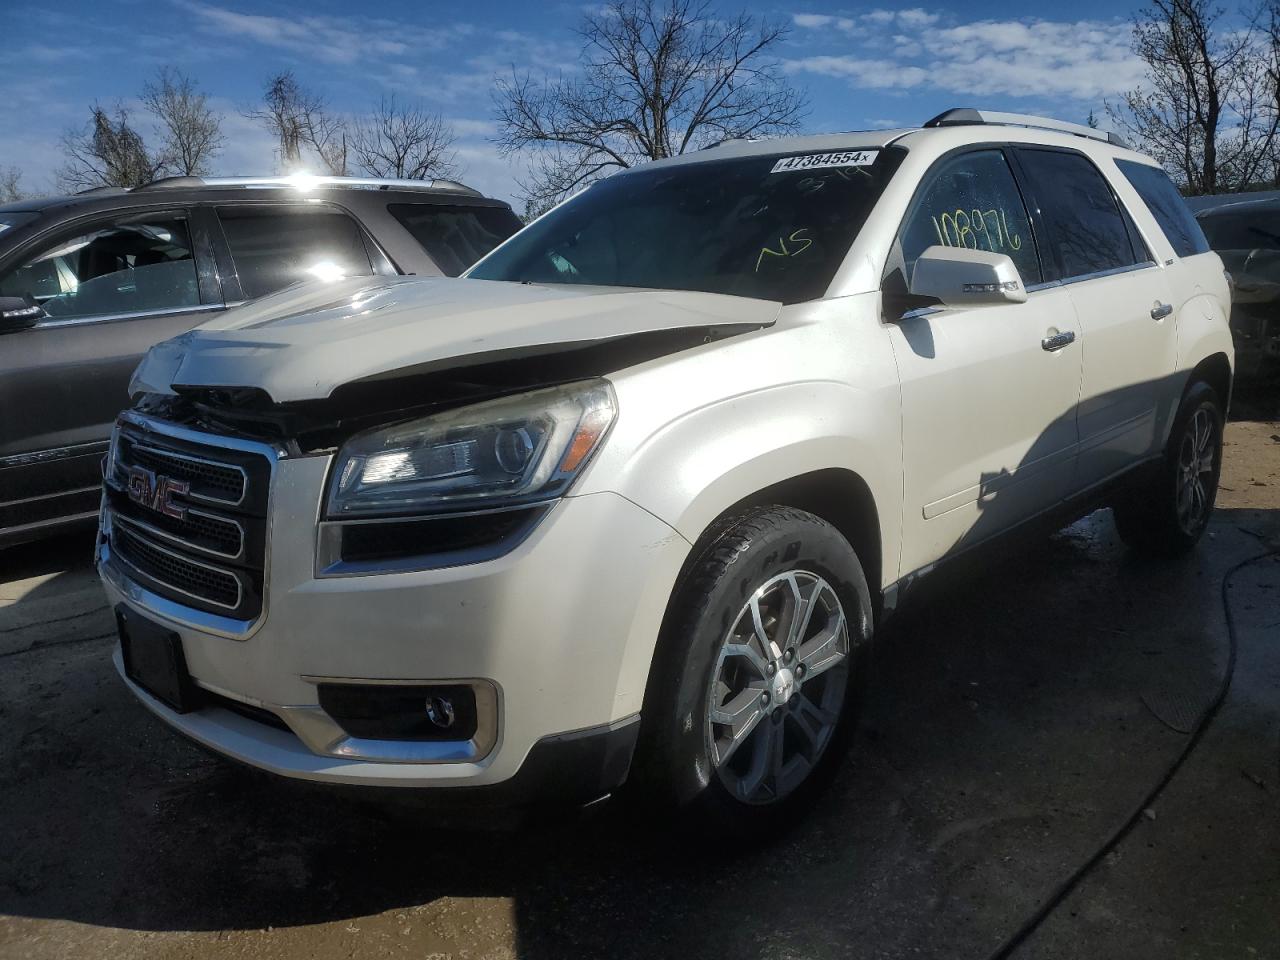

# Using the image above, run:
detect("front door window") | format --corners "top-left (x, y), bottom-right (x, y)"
top-left (0, 214), bottom-right (200, 321)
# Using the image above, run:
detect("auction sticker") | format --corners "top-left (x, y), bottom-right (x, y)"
top-left (770, 150), bottom-right (878, 174)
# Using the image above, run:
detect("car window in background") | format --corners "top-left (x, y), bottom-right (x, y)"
top-left (1197, 206), bottom-right (1280, 253)
top-left (0, 211), bottom-right (39, 236)
top-left (0, 214), bottom-right (199, 319)
top-left (898, 149), bottom-right (1042, 286)
top-left (1017, 149), bottom-right (1143, 281)
top-left (217, 206), bottom-right (374, 299)
top-left (389, 203), bottom-right (522, 277)
top-left (1116, 160), bottom-right (1210, 258)
top-left (469, 149), bottom-right (903, 304)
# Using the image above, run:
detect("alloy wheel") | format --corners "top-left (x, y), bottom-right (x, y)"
top-left (1176, 405), bottom-right (1217, 536)
top-left (705, 570), bottom-right (850, 805)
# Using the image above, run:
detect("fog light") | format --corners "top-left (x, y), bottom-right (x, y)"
top-left (318, 683), bottom-right (479, 741)
top-left (425, 695), bottom-right (456, 729)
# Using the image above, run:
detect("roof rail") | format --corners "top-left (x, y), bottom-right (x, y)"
top-left (74, 185), bottom-right (131, 196)
top-left (701, 136), bottom-right (761, 150)
top-left (923, 108), bottom-right (1130, 148)
top-left (135, 176), bottom-right (205, 190)
top-left (135, 174), bottom-right (483, 197)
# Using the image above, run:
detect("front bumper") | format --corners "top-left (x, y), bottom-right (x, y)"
top-left (99, 449), bottom-right (690, 795)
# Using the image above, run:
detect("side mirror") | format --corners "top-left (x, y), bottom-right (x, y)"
top-left (908, 246), bottom-right (1028, 307)
top-left (0, 296), bottom-right (46, 334)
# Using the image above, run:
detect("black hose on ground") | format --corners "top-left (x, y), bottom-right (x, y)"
top-left (983, 546), bottom-right (1280, 960)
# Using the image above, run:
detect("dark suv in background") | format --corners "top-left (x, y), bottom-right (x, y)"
top-left (1194, 195), bottom-right (1280, 388)
top-left (0, 175), bottom-right (522, 547)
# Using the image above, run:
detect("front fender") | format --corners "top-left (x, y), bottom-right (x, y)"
top-left (602, 379), bottom-right (903, 590)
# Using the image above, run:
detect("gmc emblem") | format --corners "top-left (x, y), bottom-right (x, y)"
top-left (126, 466), bottom-right (190, 520)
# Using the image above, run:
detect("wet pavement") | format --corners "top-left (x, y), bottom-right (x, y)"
top-left (1, 422), bottom-right (1277, 960)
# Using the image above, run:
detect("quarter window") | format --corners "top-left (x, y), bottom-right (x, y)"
top-left (1017, 150), bottom-right (1143, 281)
top-left (217, 207), bottom-right (375, 300)
top-left (388, 203), bottom-right (522, 277)
top-left (1116, 160), bottom-right (1210, 258)
top-left (899, 149), bottom-right (1041, 286)
top-left (0, 214), bottom-right (200, 320)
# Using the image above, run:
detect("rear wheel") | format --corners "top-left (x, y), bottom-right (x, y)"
top-left (1114, 381), bottom-right (1223, 555)
top-left (634, 506), bottom-right (872, 827)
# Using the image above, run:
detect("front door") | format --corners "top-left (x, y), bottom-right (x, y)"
top-left (885, 148), bottom-right (1083, 576)
top-left (0, 209), bottom-right (223, 537)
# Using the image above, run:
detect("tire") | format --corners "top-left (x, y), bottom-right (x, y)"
top-left (633, 505), bottom-right (873, 829)
top-left (1114, 381), bottom-right (1224, 555)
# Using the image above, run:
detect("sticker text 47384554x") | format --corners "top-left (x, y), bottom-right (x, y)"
top-left (770, 150), bottom-right (879, 174)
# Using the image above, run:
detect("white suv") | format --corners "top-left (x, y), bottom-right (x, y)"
top-left (97, 109), bottom-right (1232, 822)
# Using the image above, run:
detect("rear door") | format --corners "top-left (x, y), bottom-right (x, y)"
top-left (886, 147), bottom-right (1083, 574)
top-left (0, 208), bottom-right (223, 535)
top-left (1013, 148), bottom-right (1180, 490)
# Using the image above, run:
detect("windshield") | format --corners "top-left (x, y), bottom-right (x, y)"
top-left (0, 212), bottom-right (38, 236)
top-left (469, 148), bottom-right (902, 304)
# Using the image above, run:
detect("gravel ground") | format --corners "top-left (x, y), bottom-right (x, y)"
top-left (0, 421), bottom-right (1276, 960)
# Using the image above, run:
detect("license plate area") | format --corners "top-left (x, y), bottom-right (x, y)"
top-left (117, 606), bottom-right (199, 713)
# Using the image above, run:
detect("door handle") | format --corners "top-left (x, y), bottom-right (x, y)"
top-left (1041, 330), bottom-right (1076, 352)
top-left (1151, 302), bottom-right (1173, 320)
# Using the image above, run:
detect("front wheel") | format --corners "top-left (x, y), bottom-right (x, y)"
top-left (1114, 381), bottom-right (1224, 555)
top-left (633, 506), bottom-right (872, 827)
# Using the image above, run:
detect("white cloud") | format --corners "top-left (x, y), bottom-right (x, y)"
top-left (793, 13), bottom-right (854, 30)
top-left (897, 8), bottom-right (939, 28)
top-left (176, 1), bottom-right (475, 65)
top-left (788, 55), bottom-right (930, 90)
top-left (786, 12), bottom-right (1146, 103)
top-left (449, 118), bottom-right (500, 139)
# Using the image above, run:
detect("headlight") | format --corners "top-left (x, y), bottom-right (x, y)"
top-left (325, 379), bottom-right (616, 518)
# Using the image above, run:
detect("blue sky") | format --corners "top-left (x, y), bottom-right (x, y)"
top-left (2, 0), bottom-right (1150, 205)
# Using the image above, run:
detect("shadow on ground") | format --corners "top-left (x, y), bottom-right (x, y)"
top-left (2, 504), bottom-right (1277, 959)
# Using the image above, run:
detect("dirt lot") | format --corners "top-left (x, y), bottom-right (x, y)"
top-left (1, 422), bottom-right (1277, 960)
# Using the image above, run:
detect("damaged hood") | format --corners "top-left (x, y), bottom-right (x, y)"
top-left (132, 276), bottom-right (780, 403)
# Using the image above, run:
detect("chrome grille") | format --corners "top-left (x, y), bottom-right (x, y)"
top-left (113, 521), bottom-right (241, 609)
top-left (121, 436), bottom-right (246, 504)
top-left (105, 417), bottom-right (271, 621)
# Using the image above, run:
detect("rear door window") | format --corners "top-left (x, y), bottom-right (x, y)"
top-left (898, 148), bottom-right (1042, 286)
top-left (1016, 149), bottom-right (1145, 281)
top-left (1115, 160), bottom-right (1209, 258)
top-left (216, 206), bottom-right (374, 299)
top-left (388, 203), bottom-right (522, 277)
top-left (0, 213), bottom-right (200, 319)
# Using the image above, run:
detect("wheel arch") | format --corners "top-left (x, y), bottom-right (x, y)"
top-left (719, 469), bottom-right (883, 611)
top-left (1186, 350), bottom-right (1233, 411)
top-left (662, 467), bottom-right (885, 633)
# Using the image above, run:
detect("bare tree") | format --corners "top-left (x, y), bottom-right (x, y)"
top-left (1, 166), bottom-right (25, 202)
top-left (141, 67), bottom-right (224, 176)
top-left (493, 0), bottom-right (807, 206)
top-left (1110, 0), bottom-right (1276, 193)
top-left (1256, 0), bottom-right (1280, 185)
top-left (350, 96), bottom-right (458, 180)
top-left (245, 71), bottom-right (347, 174)
top-left (58, 104), bottom-right (167, 191)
